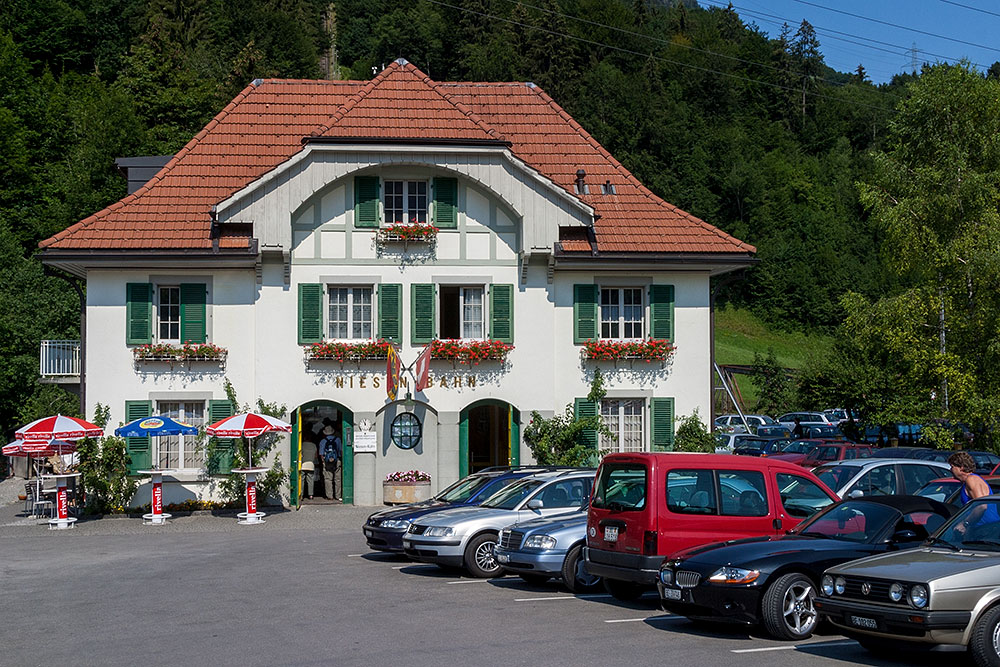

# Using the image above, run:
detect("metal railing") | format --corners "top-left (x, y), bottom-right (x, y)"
top-left (40, 340), bottom-right (80, 377)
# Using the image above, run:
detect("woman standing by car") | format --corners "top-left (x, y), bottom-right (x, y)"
top-left (949, 451), bottom-right (999, 533)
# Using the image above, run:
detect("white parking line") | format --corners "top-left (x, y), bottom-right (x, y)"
top-left (730, 640), bottom-right (856, 654)
top-left (514, 596), bottom-right (578, 602)
top-left (347, 554), bottom-right (364, 557)
top-left (446, 579), bottom-right (495, 584)
top-left (605, 615), bottom-right (677, 623)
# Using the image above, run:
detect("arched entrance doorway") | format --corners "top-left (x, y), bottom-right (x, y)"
top-left (459, 400), bottom-right (520, 477)
top-left (290, 400), bottom-right (354, 505)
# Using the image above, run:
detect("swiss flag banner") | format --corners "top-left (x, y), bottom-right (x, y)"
top-left (414, 344), bottom-right (433, 392)
top-left (386, 344), bottom-right (401, 400)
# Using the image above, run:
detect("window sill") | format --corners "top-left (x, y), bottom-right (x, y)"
top-left (133, 356), bottom-right (227, 370)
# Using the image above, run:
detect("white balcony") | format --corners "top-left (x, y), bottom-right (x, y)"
top-left (40, 340), bottom-right (80, 382)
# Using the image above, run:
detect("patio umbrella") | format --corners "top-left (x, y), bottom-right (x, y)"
top-left (3, 440), bottom-right (78, 503)
top-left (115, 416), bottom-right (199, 470)
top-left (205, 412), bottom-right (291, 468)
top-left (15, 414), bottom-right (103, 443)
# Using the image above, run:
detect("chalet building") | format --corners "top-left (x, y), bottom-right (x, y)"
top-left (38, 60), bottom-right (755, 506)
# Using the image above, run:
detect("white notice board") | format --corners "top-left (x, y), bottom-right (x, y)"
top-left (354, 428), bottom-right (377, 453)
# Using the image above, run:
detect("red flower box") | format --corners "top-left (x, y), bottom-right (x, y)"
top-left (306, 339), bottom-right (394, 362)
top-left (582, 338), bottom-right (674, 362)
top-left (430, 339), bottom-right (514, 364)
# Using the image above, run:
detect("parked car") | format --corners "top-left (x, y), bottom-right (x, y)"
top-left (769, 440), bottom-right (872, 467)
top-left (874, 447), bottom-right (1000, 474)
top-left (777, 412), bottom-right (834, 433)
top-left (495, 501), bottom-right (601, 593)
top-left (364, 466), bottom-right (569, 553)
top-left (915, 475), bottom-right (1000, 505)
top-left (658, 496), bottom-right (955, 640)
top-left (713, 432), bottom-right (766, 454)
top-left (402, 469), bottom-right (595, 577)
top-left (802, 424), bottom-right (845, 440)
top-left (714, 414), bottom-right (776, 434)
top-left (733, 436), bottom-right (796, 457)
top-left (756, 424), bottom-right (792, 438)
top-left (812, 459), bottom-right (950, 498)
top-left (816, 495), bottom-right (1000, 666)
top-left (584, 453), bottom-right (839, 601)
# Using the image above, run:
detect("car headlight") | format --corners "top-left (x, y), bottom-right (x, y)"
top-left (835, 576), bottom-right (846, 594)
top-left (821, 575), bottom-right (834, 596)
top-left (379, 519), bottom-right (411, 530)
top-left (423, 526), bottom-right (454, 537)
top-left (909, 584), bottom-right (928, 609)
top-left (889, 582), bottom-right (904, 602)
top-left (523, 535), bottom-right (557, 549)
top-left (708, 566), bottom-right (760, 584)
top-left (660, 568), bottom-right (674, 585)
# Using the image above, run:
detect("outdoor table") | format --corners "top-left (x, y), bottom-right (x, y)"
top-left (232, 467), bottom-right (268, 525)
top-left (42, 473), bottom-right (81, 529)
top-left (137, 469), bottom-right (176, 525)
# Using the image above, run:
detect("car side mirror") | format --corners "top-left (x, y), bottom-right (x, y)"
top-left (848, 489), bottom-right (864, 498)
top-left (890, 529), bottom-right (919, 542)
top-left (527, 498), bottom-right (544, 510)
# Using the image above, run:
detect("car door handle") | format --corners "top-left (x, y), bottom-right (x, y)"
top-left (773, 518), bottom-right (782, 530)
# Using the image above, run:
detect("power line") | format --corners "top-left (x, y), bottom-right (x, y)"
top-left (938, 0), bottom-right (1000, 19)
top-left (791, 0), bottom-right (1000, 54)
top-left (425, 0), bottom-right (895, 112)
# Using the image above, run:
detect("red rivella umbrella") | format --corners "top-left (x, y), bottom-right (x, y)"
top-left (205, 412), bottom-right (291, 467)
top-left (15, 415), bottom-right (103, 443)
top-left (3, 440), bottom-right (78, 502)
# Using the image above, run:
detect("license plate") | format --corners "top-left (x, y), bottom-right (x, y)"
top-left (662, 587), bottom-right (681, 601)
top-left (604, 526), bottom-right (619, 542)
top-left (496, 553), bottom-right (509, 564)
top-left (850, 615), bottom-right (878, 630)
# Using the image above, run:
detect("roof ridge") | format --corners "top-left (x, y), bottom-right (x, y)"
top-left (526, 85), bottom-right (753, 252)
top-left (39, 81), bottom-right (261, 249)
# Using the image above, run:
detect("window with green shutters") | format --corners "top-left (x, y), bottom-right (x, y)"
top-left (489, 284), bottom-right (514, 343)
top-left (432, 177), bottom-right (458, 229)
top-left (650, 397), bottom-right (675, 451)
top-left (574, 397), bottom-right (599, 450)
top-left (354, 175), bottom-right (380, 228)
top-left (573, 284), bottom-right (599, 343)
top-left (298, 283), bottom-right (323, 345)
top-left (411, 283), bottom-right (436, 344)
top-left (179, 283), bottom-right (207, 344)
top-left (124, 400), bottom-right (152, 474)
top-left (378, 283), bottom-right (402, 342)
top-left (126, 283), bottom-right (153, 344)
top-left (649, 284), bottom-right (675, 342)
top-left (207, 399), bottom-right (236, 474)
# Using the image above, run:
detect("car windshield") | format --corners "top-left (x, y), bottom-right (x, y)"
top-left (480, 478), bottom-right (544, 510)
top-left (790, 500), bottom-right (899, 542)
top-left (814, 464), bottom-right (861, 491)
top-left (915, 479), bottom-right (960, 503)
top-left (591, 464), bottom-right (646, 511)
top-left (436, 475), bottom-right (502, 503)
top-left (938, 499), bottom-right (1000, 551)
top-left (782, 441), bottom-right (819, 454)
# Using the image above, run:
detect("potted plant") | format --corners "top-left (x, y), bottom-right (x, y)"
top-left (383, 470), bottom-right (432, 505)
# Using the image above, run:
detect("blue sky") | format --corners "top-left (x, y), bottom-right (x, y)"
top-left (698, 0), bottom-right (1000, 83)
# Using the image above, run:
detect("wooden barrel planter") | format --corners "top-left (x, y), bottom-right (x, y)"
top-left (383, 481), bottom-right (432, 505)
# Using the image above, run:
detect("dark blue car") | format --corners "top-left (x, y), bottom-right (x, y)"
top-left (363, 467), bottom-right (571, 553)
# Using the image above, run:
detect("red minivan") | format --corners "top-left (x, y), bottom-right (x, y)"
top-left (584, 453), bottom-right (839, 600)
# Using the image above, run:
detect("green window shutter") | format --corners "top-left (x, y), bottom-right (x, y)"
top-left (180, 283), bottom-right (207, 344)
top-left (432, 177), bottom-right (458, 229)
top-left (126, 283), bottom-right (153, 345)
top-left (489, 284), bottom-right (514, 343)
top-left (411, 283), bottom-right (436, 345)
top-left (574, 398), bottom-right (599, 454)
top-left (651, 397), bottom-right (675, 452)
top-left (124, 400), bottom-right (152, 474)
top-left (354, 175), bottom-right (380, 228)
top-left (207, 399), bottom-right (236, 474)
top-left (649, 284), bottom-right (675, 342)
top-left (573, 284), bottom-right (599, 344)
top-left (378, 283), bottom-right (402, 343)
top-left (298, 283), bottom-right (323, 345)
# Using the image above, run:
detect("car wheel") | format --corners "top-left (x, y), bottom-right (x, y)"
top-left (562, 544), bottom-right (602, 594)
top-left (761, 573), bottom-right (818, 640)
top-left (970, 604), bottom-right (1000, 667)
top-left (603, 577), bottom-right (645, 601)
top-left (464, 532), bottom-right (501, 578)
top-left (518, 573), bottom-right (550, 585)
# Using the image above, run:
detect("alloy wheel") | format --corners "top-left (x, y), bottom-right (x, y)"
top-left (782, 580), bottom-right (817, 635)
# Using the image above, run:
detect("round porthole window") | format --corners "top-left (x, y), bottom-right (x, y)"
top-left (390, 412), bottom-right (422, 450)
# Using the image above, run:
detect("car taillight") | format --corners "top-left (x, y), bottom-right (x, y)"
top-left (643, 530), bottom-right (658, 555)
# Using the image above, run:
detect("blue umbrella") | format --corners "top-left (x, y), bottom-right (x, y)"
top-left (115, 416), bottom-right (199, 470)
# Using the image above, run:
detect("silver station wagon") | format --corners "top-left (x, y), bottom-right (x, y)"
top-left (816, 495), bottom-right (1000, 667)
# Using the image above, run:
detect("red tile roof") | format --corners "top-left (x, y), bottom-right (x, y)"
top-left (40, 60), bottom-right (754, 256)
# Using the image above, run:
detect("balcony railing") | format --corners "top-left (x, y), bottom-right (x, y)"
top-left (40, 340), bottom-right (80, 377)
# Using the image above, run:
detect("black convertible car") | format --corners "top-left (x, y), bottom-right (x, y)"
top-left (657, 495), bottom-right (955, 641)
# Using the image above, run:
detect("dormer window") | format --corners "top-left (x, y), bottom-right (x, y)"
top-left (384, 180), bottom-right (428, 224)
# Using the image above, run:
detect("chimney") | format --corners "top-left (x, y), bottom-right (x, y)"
top-left (575, 169), bottom-right (587, 195)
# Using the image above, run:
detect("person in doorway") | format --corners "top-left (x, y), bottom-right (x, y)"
top-left (319, 419), bottom-right (342, 501)
top-left (300, 434), bottom-right (318, 500)
top-left (950, 451), bottom-right (999, 535)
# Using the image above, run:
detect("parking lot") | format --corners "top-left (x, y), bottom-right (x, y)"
top-left (0, 503), bottom-right (941, 667)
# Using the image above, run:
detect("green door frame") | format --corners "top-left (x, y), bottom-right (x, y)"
top-left (291, 400), bottom-right (355, 505)
top-left (458, 400), bottom-right (519, 478)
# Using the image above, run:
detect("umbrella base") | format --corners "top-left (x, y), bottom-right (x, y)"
top-left (142, 513), bottom-right (172, 525)
top-left (237, 511), bottom-right (266, 525)
top-left (48, 517), bottom-right (77, 530)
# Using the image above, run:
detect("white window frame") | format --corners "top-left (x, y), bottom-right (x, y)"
top-left (157, 285), bottom-right (181, 343)
top-left (439, 285), bottom-right (485, 341)
top-left (383, 179), bottom-right (428, 224)
top-left (156, 400), bottom-right (205, 470)
top-left (326, 285), bottom-right (374, 340)
top-left (600, 398), bottom-right (646, 453)
top-left (600, 287), bottom-right (644, 340)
